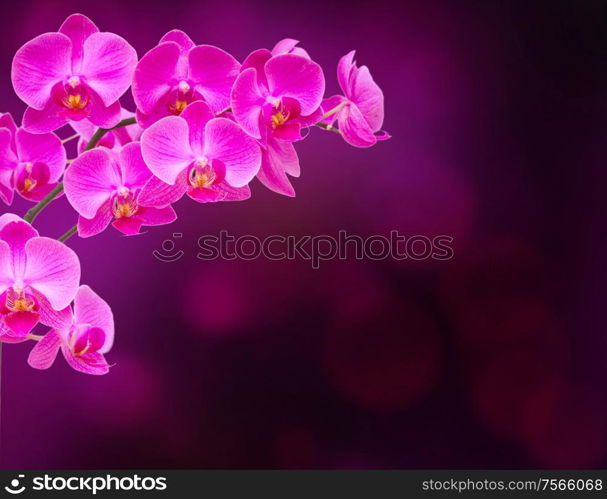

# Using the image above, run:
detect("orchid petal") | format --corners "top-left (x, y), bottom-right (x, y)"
top-left (132, 41), bottom-right (180, 114)
top-left (159, 30), bottom-right (195, 52)
top-left (180, 101), bottom-right (214, 156)
top-left (257, 138), bottom-right (299, 197)
top-left (77, 201), bottom-right (113, 238)
top-left (15, 129), bottom-right (66, 182)
top-left (349, 65), bottom-right (384, 132)
top-left (11, 33), bottom-right (72, 110)
top-left (140, 116), bottom-right (194, 184)
top-left (64, 148), bottom-right (120, 218)
top-left (189, 45), bottom-right (240, 112)
top-left (62, 347), bottom-right (109, 375)
top-left (230, 68), bottom-right (264, 139)
top-left (138, 171), bottom-right (188, 207)
top-left (339, 103), bottom-right (377, 148)
top-left (22, 102), bottom-right (69, 134)
top-left (119, 142), bottom-right (152, 189)
top-left (58, 13), bottom-right (98, 72)
top-left (203, 118), bottom-right (261, 187)
top-left (265, 54), bottom-right (325, 115)
top-left (81, 32), bottom-right (137, 107)
top-left (24, 237), bottom-right (80, 310)
top-left (74, 285), bottom-right (114, 353)
top-left (28, 329), bottom-right (62, 370)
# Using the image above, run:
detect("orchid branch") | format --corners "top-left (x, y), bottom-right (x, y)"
top-left (23, 117), bottom-right (137, 224)
top-left (58, 225), bottom-right (78, 242)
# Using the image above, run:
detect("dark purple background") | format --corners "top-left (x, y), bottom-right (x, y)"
top-left (1, 0), bottom-right (606, 469)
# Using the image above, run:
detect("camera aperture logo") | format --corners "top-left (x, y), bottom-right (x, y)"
top-left (4, 475), bottom-right (25, 494)
top-left (4, 473), bottom-right (167, 495)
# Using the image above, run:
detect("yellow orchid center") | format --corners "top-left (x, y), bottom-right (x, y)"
top-left (6, 290), bottom-right (37, 313)
top-left (189, 158), bottom-right (216, 189)
top-left (112, 190), bottom-right (138, 218)
top-left (64, 93), bottom-right (87, 110)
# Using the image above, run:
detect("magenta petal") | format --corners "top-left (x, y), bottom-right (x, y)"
top-left (257, 138), bottom-right (299, 197)
top-left (119, 142), bottom-right (152, 189)
top-left (1, 220), bottom-right (38, 279)
top-left (4, 311), bottom-right (39, 337)
top-left (189, 45), bottom-right (240, 112)
top-left (265, 54), bottom-right (325, 115)
top-left (241, 49), bottom-right (272, 90)
top-left (112, 217), bottom-right (144, 235)
top-left (28, 329), bottom-right (62, 370)
top-left (0, 175), bottom-right (14, 206)
top-left (215, 183), bottom-right (251, 201)
top-left (81, 32), bottom-right (137, 107)
top-left (22, 103), bottom-right (69, 134)
top-left (140, 116), bottom-right (194, 184)
top-left (24, 237), bottom-right (80, 310)
top-left (0, 240), bottom-right (13, 293)
top-left (74, 285), bottom-right (114, 353)
top-left (180, 101), bottom-right (214, 156)
top-left (15, 129), bottom-right (66, 182)
top-left (78, 201), bottom-right (112, 238)
top-left (230, 68), bottom-right (264, 139)
top-left (188, 183), bottom-right (251, 202)
top-left (137, 205), bottom-right (177, 226)
top-left (349, 65), bottom-right (384, 132)
top-left (35, 291), bottom-right (72, 330)
top-left (11, 33), bottom-right (72, 110)
top-left (64, 148), bottom-right (120, 218)
top-left (59, 14), bottom-right (99, 72)
top-left (204, 118), bottom-right (261, 187)
top-left (272, 39), bottom-right (300, 55)
top-left (133, 42), bottom-right (181, 114)
top-left (0, 214), bottom-right (30, 232)
top-left (0, 113), bottom-right (18, 139)
top-left (62, 347), bottom-right (109, 375)
top-left (138, 172), bottom-right (188, 207)
top-left (272, 122), bottom-right (302, 142)
top-left (339, 103), bottom-right (377, 148)
top-left (337, 50), bottom-right (356, 97)
top-left (187, 187), bottom-right (222, 203)
top-left (87, 90), bottom-right (122, 129)
top-left (72, 326), bottom-right (105, 355)
top-left (78, 202), bottom-right (113, 238)
top-left (160, 30), bottom-right (195, 52)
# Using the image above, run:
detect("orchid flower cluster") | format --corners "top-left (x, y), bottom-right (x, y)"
top-left (0, 14), bottom-right (388, 375)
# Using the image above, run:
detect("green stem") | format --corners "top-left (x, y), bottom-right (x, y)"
top-left (321, 100), bottom-right (348, 120)
top-left (315, 122), bottom-right (341, 134)
top-left (23, 117), bottom-right (137, 224)
top-left (58, 225), bottom-right (78, 242)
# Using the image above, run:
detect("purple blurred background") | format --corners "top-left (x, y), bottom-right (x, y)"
top-left (1, 0), bottom-right (606, 469)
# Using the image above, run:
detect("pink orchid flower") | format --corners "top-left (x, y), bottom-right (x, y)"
top-left (321, 51), bottom-right (390, 148)
top-left (139, 101), bottom-right (261, 205)
top-left (230, 52), bottom-right (325, 142)
top-left (63, 142), bottom-right (176, 238)
top-left (28, 285), bottom-right (114, 375)
top-left (0, 214), bottom-right (79, 341)
top-left (132, 30), bottom-right (240, 128)
top-left (230, 52), bottom-right (324, 197)
top-left (12, 13), bottom-right (137, 133)
top-left (71, 108), bottom-right (142, 153)
top-left (0, 113), bottom-right (66, 204)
